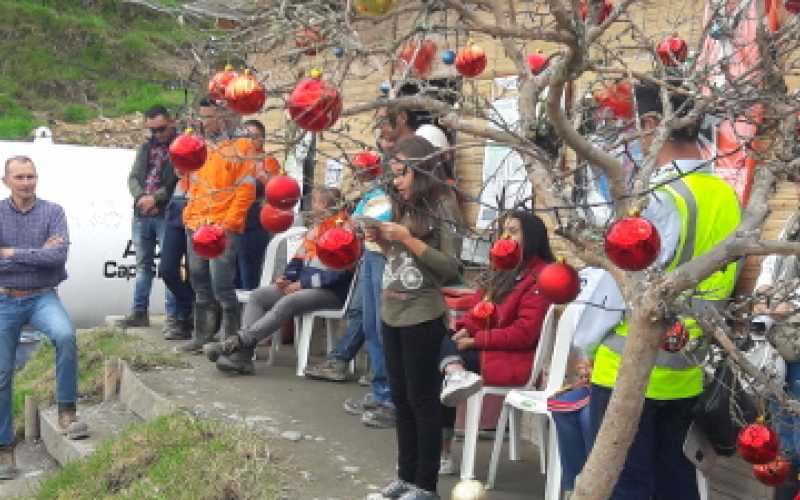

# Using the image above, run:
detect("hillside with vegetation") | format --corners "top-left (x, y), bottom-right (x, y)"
top-left (0, 0), bottom-right (210, 140)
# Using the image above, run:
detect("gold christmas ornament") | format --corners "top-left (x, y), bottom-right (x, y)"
top-left (451, 479), bottom-right (488, 500)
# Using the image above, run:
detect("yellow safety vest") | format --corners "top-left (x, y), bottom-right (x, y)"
top-left (592, 173), bottom-right (741, 400)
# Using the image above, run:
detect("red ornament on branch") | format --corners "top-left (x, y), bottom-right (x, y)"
top-left (192, 224), bottom-right (227, 259)
top-left (265, 175), bottom-right (301, 210)
top-left (604, 214), bottom-right (661, 271)
top-left (224, 70), bottom-right (266, 115)
top-left (490, 239), bottom-right (522, 271)
top-left (595, 81), bottom-right (633, 120)
top-left (397, 39), bottom-right (438, 78)
top-left (208, 65), bottom-right (238, 101)
top-left (455, 41), bottom-right (487, 78)
top-left (169, 130), bottom-right (207, 173)
top-left (526, 51), bottom-right (549, 75)
top-left (352, 150), bottom-right (382, 179)
top-left (738, 419), bottom-right (780, 464)
top-left (537, 259), bottom-right (581, 304)
top-left (259, 204), bottom-right (294, 233)
top-left (661, 321), bottom-right (688, 352)
top-left (317, 225), bottom-right (362, 270)
top-left (288, 71), bottom-right (343, 132)
top-left (657, 33), bottom-right (688, 67)
top-left (579, 0), bottom-right (613, 23)
top-left (753, 456), bottom-right (791, 486)
top-left (471, 299), bottom-right (496, 321)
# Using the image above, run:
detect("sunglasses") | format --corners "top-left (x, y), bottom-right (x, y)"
top-left (149, 126), bottom-right (169, 134)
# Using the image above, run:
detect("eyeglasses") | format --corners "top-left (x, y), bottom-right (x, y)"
top-left (149, 126), bottom-right (168, 134)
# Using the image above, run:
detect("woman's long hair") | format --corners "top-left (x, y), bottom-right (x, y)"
top-left (387, 135), bottom-right (450, 238)
top-left (483, 210), bottom-right (554, 303)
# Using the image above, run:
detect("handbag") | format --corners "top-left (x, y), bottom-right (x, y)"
top-left (692, 359), bottom-right (758, 457)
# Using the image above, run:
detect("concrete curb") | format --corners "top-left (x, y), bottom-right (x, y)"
top-left (118, 361), bottom-right (178, 420)
top-left (38, 408), bottom-right (95, 466)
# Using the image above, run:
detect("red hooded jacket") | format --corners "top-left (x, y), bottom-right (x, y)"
top-left (454, 258), bottom-right (552, 386)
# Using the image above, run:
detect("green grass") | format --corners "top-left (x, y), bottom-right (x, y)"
top-left (29, 414), bottom-right (280, 500)
top-left (12, 328), bottom-right (187, 438)
top-left (0, 0), bottom-right (207, 139)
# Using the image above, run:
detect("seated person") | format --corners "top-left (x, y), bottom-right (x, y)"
top-left (204, 187), bottom-right (353, 374)
top-left (437, 210), bottom-right (554, 474)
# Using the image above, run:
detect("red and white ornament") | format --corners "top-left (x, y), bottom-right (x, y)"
top-left (661, 321), bottom-right (689, 352)
top-left (595, 81), bottom-right (633, 120)
top-left (455, 41), bottom-right (487, 78)
top-left (317, 225), bottom-right (362, 270)
top-left (490, 239), bottom-right (522, 271)
top-left (265, 175), bottom-right (301, 210)
top-left (604, 214), bottom-right (661, 271)
top-left (526, 51), bottom-right (549, 75)
top-left (579, 0), bottom-right (613, 23)
top-left (224, 69), bottom-right (266, 115)
top-left (208, 65), bottom-right (238, 101)
top-left (169, 130), bottom-right (207, 173)
top-left (657, 33), bottom-right (688, 67)
top-left (737, 420), bottom-right (780, 465)
top-left (397, 39), bottom-right (438, 78)
top-left (259, 204), bottom-right (294, 233)
top-left (352, 150), bottom-right (382, 179)
top-left (192, 224), bottom-right (227, 259)
top-left (753, 456), bottom-right (791, 486)
top-left (537, 259), bottom-right (581, 304)
top-left (288, 71), bottom-right (343, 132)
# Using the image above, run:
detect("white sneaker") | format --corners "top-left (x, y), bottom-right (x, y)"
top-left (440, 370), bottom-right (483, 407)
top-left (439, 455), bottom-right (457, 475)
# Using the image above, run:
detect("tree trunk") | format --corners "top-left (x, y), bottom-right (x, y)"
top-left (572, 298), bottom-right (664, 500)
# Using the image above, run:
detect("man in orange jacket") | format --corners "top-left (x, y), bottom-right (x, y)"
top-left (178, 96), bottom-right (257, 353)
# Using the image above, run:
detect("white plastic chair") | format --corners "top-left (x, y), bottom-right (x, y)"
top-left (235, 226), bottom-right (308, 365)
top-left (294, 267), bottom-right (360, 377)
top-left (485, 302), bottom-right (582, 498)
top-left (458, 305), bottom-right (557, 481)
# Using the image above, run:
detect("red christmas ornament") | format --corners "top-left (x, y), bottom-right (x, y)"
top-left (661, 321), bottom-right (689, 352)
top-left (604, 215), bottom-right (661, 271)
top-left (224, 70), bottom-right (266, 115)
top-left (471, 299), bottom-right (496, 320)
top-left (455, 41), bottom-right (487, 78)
top-left (738, 420), bottom-right (780, 464)
top-left (295, 27), bottom-right (323, 56)
top-left (352, 150), bottom-right (382, 179)
top-left (169, 130), bottom-right (207, 173)
top-left (317, 225), bottom-right (362, 270)
top-left (786, 0), bottom-right (800, 14)
top-left (265, 175), bottom-right (301, 210)
top-left (657, 33), bottom-right (688, 67)
top-left (579, 0), bottom-right (613, 23)
top-left (595, 81), bottom-right (633, 120)
top-left (288, 73), bottom-right (343, 132)
top-left (397, 39), bottom-right (438, 78)
top-left (208, 65), bottom-right (238, 101)
top-left (526, 51), bottom-right (549, 75)
top-left (753, 456), bottom-right (791, 486)
top-left (192, 224), bottom-right (227, 259)
top-left (490, 239), bottom-right (522, 271)
top-left (537, 259), bottom-right (581, 304)
top-left (259, 204), bottom-right (294, 233)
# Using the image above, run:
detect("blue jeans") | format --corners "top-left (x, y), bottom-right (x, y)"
top-left (158, 221), bottom-right (194, 320)
top-left (589, 384), bottom-right (699, 500)
top-left (360, 251), bottom-right (391, 406)
top-left (235, 227), bottom-right (271, 290)
top-left (773, 362), bottom-right (800, 466)
top-left (550, 386), bottom-right (592, 491)
top-left (0, 291), bottom-right (77, 446)
top-left (132, 215), bottom-right (177, 316)
top-left (328, 272), bottom-right (365, 362)
top-left (186, 229), bottom-right (241, 311)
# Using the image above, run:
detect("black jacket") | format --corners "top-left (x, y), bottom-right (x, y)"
top-left (128, 138), bottom-right (179, 216)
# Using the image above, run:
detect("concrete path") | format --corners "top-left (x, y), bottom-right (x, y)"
top-left (0, 441), bottom-right (58, 499)
top-left (129, 321), bottom-right (545, 500)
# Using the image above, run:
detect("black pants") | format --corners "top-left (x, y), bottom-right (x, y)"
top-left (383, 317), bottom-right (448, 493)
top-left (440, 335), bottom-right (480, 431)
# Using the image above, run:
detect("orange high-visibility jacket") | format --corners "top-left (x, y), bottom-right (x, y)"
top-left (183, 138), bottom-right (257, 234)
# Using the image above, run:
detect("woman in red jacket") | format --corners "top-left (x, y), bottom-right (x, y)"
top-left (438, 210), bottom-right (554, 474)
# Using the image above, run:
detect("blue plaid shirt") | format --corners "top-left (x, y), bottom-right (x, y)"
top-left (0, 198), bottom-right (69, 289)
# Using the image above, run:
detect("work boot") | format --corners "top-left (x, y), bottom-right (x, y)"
top-left (774, 465), bottom-right (799, 500)
top-left (304, 359), bottom-right (349, 382)
top-left (116, 310), bottom-right (149, 328)
top-left (179, 315), bottom-right (193, 338)
top-left (220, 307), bottom-right (241, 340)
top-left (214, 335), bottom-right (255, 375)
top-left (163, 317), bottom-right (190, 341)
top-left (0, 445), bottom-right (15, 480)
top-left (57, 403), bottom-right (90, 440)
top-left (176, 303), bottom-right (216, 354)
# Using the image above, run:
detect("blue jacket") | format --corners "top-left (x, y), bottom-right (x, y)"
top-left (283, 257), bottom-right (353, 303)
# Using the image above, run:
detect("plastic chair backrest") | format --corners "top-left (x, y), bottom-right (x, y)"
top-left (541, 302), bottom-right (582, 395)
top-left (336, 266), bottom-right (360, 314)
top-left (261, 226), bottom-right (308, 285)
top-left (528, 305), bottom-right (557, 389)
